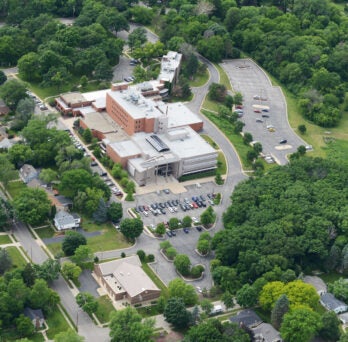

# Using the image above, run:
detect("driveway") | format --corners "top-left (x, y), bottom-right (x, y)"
top-left (221, 59), bottom-right (308, 165)
top-left (78, 270), bottom-right (100, 298)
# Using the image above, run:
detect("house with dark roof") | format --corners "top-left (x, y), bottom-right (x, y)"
top-left (230, 309), bottom-right (263, 329)
top-left (320, 293), bottom-right (348, 314)
top-left (19, 164), bottom-right (38, 184)
top-left (54, 211), bottom-right (81, 231)
top-left (94, 255), bottom-right (161, 305)
top-left (24, 308), bottom-right (45, 329)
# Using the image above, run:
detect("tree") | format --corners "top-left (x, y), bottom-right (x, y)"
top-left (156, 222), bottom-right (166, 236)
top-left (8, 144), bottom-right (33, 169)
top-left (236, 284), bottom-right (258, 308)
top-left (0, 248), bottom-right (12, 275)
top-left (168, 217), bottom-right (179, 230)
top-left (62, 262), bottom-right (82, 284)
top-left (200, 206), bottom-right (216, 227)
top-left (128, 27), bottom-right (147, 51)
top-left (109, 306), bottom-right (155, 342)
top-left (197, 239), bottom-right (211, 255)
top-left (33, 259), bottom-right (60, 284)
top-left (166, 247), bottom-right (177, 260)
top-left (174, 254), bottom-right (191, 276)
top-left (215, 171), bottom-right (223, 185)
top-left (29, 279), bottom-right (60, 313)
top-left (208, 83), bottom-right (227, 102)
top-left (0, 70), bottom-right (6, 85)
top-left (271, 294), bottom-right (289, 330)
top-left (168, 278), bottom-right (198, 306)
top-left (0, 79), bottom-right (27, 110)
top-left (62, 231), bottom-right (87, 256)
top-left (234, 92), bottom-right (243, 105)
top-left (92, 198), bottom-right (108, 223)
top-left (234, 120), bottom-right (245, 134)
top-left (280, 308), bottom-right (322, 342)
top-left (328, 278), bottom-right (348, 302)
top-left (16, 314), bottom-right (34, 338)
top-left (253, 142), bottom-right (263, 154)
top-left (12, 98), bottom-right (35, 130)
top-left (22, 263), bottom-right (36, 287)
top-left (298, 124), bottom-right (307, 134)
top-left (54, 330), bottom-right (84, 342)
top-left (221, 291), bottom-right (235, 309)
top-left (0, 155), bottom-right (17, 187)
top-left (107, 202), bottom-right (123, 223)
top-left (182, 216), bottom-right (193, 228)
top-left (71, 245), bottom-right (93, 266)
top-left (200, 299), bottom-right (213, 315)
top-left (39, 168), bottom-right (57, 184)
top-left (120, 218), bottom-right (143, 242)
top-left (82, 128), bottom-right (92, 143)
top-left (164, 297), bottom-right (191, 329)
top-left (76, 292), bottom-right (98, 315)
top-left (243, 132), bottom-right (253, 145)
top-left (59, 169), bottom-right (94, 199)
top-left (136, 249), bottom-right (146, 262)
top-left (319, 311), bottom-right (340, 342)
top-left (13, 188), bottom-right (51, 226)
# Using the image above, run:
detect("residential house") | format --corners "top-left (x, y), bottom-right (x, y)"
top-left (54, 211), bottom-right (81, 231)
top-left (303, 275), bottom-right (327, 295)
top-left (230, 309), bottom-right (263, 329)
top-left (0, 99), bottom-right (10, 115)
top-left (24, 308), bottom-right (45, 329)
top-left (19, 164), bottom-right (38, 184)
top-left (94, 255), bottom-right (161, 305)
top-left (320, 293), bottom-right (348, 314)
top-left (253, 323), bottom-right (282, 342)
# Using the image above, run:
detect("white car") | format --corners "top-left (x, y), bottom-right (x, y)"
top-left (192, 217), bottom-right (199, 223)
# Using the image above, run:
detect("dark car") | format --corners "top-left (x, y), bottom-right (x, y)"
top-left (166, 231), bottom-right (172, 238)
top-left (183, 228), bottom-right (189, 234)
top-left (196, 226), bottom-right (203, 232)
top-left (262, 109), bottom-right (269, 112)
top-left (171, 230), bottom-right (176, 236)
top-left (279, 139), bottom-right (287, 144)
top-left (200, 195), bottom-right (206, 201)
top-left (262, 114), bottom-right (270, 118)
top-left (160, 208), bottom-right (166, 215)
top-left (180, 204), bottom-right (186, 211)
top-left (256, 119), bottom-right (263, 123)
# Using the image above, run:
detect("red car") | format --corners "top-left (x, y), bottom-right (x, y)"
top-left (236, 105), bottom-right (243, 109)
top-left (192, 202), bottom-right (198, 209)
top-left (254, 109), bottom-right (261, 113)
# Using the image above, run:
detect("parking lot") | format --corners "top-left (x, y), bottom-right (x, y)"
top-left (132, 182), bottom-right (220, 229)
top-left (221, 59), bottom-right (307, 165)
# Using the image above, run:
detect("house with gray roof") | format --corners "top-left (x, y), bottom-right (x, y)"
top-left (94, 255), bottom-right (161, 305)
top-left (303, 276), bottom-right (327, 295)
top-left (24, 307), bottom-right (45, 329)
top-left (19, 164), bottom-right (38, 184)
top-left (54, 211), bottom-right (80, 231)
top-left (253, 323), bottom-right (282, 342)
top-left (320, 293), bottom-right (348, 314)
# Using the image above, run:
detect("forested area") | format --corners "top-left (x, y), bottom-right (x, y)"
top-left (211, 157), bottom-right (348, 293)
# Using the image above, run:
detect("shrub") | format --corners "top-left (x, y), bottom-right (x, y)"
top-left (191, 265), bottom-right (204, 278)
top-left (147, 254), bottom-right (155, 262)
top-left (137, 249), bottom-right (146, 262)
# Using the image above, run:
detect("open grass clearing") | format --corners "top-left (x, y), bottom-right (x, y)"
top-left (35, 226), bottom-right (56, 239)
top-left (137, 304), bottom-right (161, 317)
top-left (202, 98), bottom-right (221, 112)
top-left (6, 180), bottom-right (26, 199)
top-left (201, 109), bottom-right (253, 170)
top-left (46, 306), bottom-right (74, 339)
top-left (6, 246), bottom-right (27, 269)
top-left (189, 69), bottom-right (209, 87)
top-left (95, 295), bottom-right (115, 324)
top-left (217, 151), bottom-right (227, 175)
top-left (214, 64), bottom-right (232, 92)
top-left (0, 235), bottom-right (12, 244)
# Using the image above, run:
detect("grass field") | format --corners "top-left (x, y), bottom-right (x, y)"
top-left (0, 235), bottom-right (12, 244)
top-left (320, 272), bottom-right (343, 284)
top-left (35, 226), bottom-right (56, 239)
top-left (6, 246), bottom-right (27, 269)
top-left (142, 262), bottom-right (168, 298)
top-left (217, 151), bottom-right (227, 175)
top-left (189, 69), bottom-right (209, 87)
top-left (6, 180), bottom-right (26, 199)
top-left (200, 134), bottom-right (220, 149)
top-left (47, 220), bottom-right (131, 256)
top-left (46, 306), bottom-right (74, 339)
top-left (214, 64), bottom-right (232, 92)
top-left (95, 295), bottom-right (115, 324)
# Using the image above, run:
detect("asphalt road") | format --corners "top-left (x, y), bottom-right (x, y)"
top-left (221, 59), bottom-right (308, 165)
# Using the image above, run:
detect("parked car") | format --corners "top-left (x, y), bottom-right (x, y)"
top-left (254, 109), bottom-right (261, 113)
top-left (279, 139), bottom-right (287, 144)
top-left (183, 228), bottom-right (189, 234)
top-left (196, 226), bottom-right (203, 232)
top-left (171, 230), bottom-right (176, 236)
top-left (166, 231), bottom-right (172, 238)
top-left (262, 114), bottom-right (270, 118)
top-left (256, 119), bottom-right (263, 123)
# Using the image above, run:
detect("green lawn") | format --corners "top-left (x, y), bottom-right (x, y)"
top-left (137, 304), bottom-right (161, 317)
top-left (46, 306), bottom-right (74, 339)
top-left (202, 97), bottom-right (221, 112)
top-left (200, 134), bottom-right (220, 150)
top-left (95, 295), bottom-right (115, 324)
top-left (217, 151), bottom-right (227, 175)
top-left (189, 69), bottom-right (209, 87)
top-left (214, 64), bottom-right (232, 92)
top-left (6, 246), bottom-right (27, 269)
top-left (47, 221), bottom-right (131, 255)
top-left (201, 109), bottom-right (254, 170)
top-left (0, 235), bottom-right (12, 244)
top-left (320, 272), bottom-right (343, 284)
top-left (141, 262), bottom-right (168, 298)
top-left (35, 226), bottom-right (56, 239)
top-left (6, 180), bottom-right (26, 199)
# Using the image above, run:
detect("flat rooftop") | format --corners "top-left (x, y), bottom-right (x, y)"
top-left (60, 92), bottom-right (87, 106)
